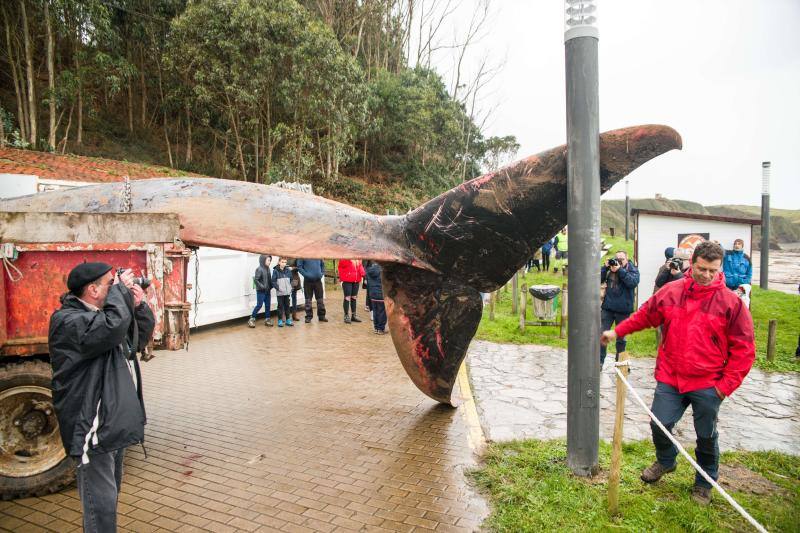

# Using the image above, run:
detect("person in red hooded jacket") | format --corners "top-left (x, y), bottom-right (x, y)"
top-left (338, 259), bottom-right (365, 323)
top-left (601, 240), bottom-right (755, 505)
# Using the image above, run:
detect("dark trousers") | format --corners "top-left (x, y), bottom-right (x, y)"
top-left (303, 279), bottom-right (326, 319)
top-left (276, 295), bottom-right (291, 320)
top-left (291, 289), bottom-right (299, 314)
top-left (542, 253), bottom-right (551, 271)
top-left (76, 448), bottom-right (125, 533)
top-left (372, 299), bottom-right (387, 331)
top-left (251, 290), bottom-right (270, 319)
top-left (650, 382), bottom-right (722, 489)
top-left (342, 282), bottom-right (359, 316)
top-left (600, 308), bottom-right (630, 364)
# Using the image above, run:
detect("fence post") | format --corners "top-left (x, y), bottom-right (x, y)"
top-left (767, 319), bottom-right (777, 362)
top-left (519, 284), bottom-right (527, 331)
top-left (608, 351), bottom-right (629, 516)
top-left (512, 271), bottom-right (519, 314)
top-left (559, 282), bottom-right (568, 339)
top-left (489, 291), bottom-right (496, 321)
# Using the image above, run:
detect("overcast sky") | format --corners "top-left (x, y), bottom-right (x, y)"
top-left (420, 0), bottom-right (800, 210)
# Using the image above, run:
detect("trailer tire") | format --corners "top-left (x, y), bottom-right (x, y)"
top-left (0, 360), bottom-right (75, 500)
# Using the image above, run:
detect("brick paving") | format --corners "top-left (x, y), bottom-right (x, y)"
top-left (1, 317), bottom-right (487, 532)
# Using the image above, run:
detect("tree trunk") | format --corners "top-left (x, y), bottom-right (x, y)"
top-left (59, 102), bottom-right (73, 154)
top-left (185, 103), bottom-right (192, 163)
top-left (155, 58), bottom-right (173, 167)
top-left (127, 70), bottom-right (134, 132)
top-left (264, 99), bottom-right (272, 175)
top-left (21, 0), bottom-right (37, 147)
top-left (75, 50), bottom-right (82, 145)
top-left (253, 116), bottom-right (259, 183)
top-left (3, 8), bottom-right (27, 142)
top-left (45, 1), bottom-right (56, 149)
top-left (139, 48), bottom-right (147, 126)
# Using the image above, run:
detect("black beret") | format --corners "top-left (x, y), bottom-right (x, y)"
top-left (67, 262), bottom-right (113, 293)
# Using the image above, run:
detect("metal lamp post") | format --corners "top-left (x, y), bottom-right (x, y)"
top-left (624, 180), bottom-right (630, 241)
top-left (760, 162), bottom-right (770, 289)
top-left (565, 0), bottom-right (600, 476)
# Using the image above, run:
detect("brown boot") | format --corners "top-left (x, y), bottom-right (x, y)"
top-left (640, 461), bottom-right (676, 483)
top-left (292, 311), bottom-right (299, 321)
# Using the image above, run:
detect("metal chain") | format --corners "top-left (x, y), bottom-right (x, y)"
top-left (192, 248), bottom-right (201, 330)
top-left (121, 176), bottom-right (133, 213)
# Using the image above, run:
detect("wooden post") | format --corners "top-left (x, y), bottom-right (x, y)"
top-left (608, 351), bottom-right (629, 516)
top-left (519, 284), bottom-right (527, 331)
top-left (489, 291), bottom-right (496, 321)
top-left (512, 271), bottom-right (519, 314)
top-left (559, 282), bottom-right (568, 339)
top-left (767, 319), bottom-right (777, 362)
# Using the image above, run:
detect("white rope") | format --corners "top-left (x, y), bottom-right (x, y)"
top-left (613, 365), bottom-right (768, 533)
top-left (2, 256), bottom-right (23, 282)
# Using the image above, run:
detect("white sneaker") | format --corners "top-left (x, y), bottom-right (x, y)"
top-left (247, 318), bottom-right (256, 328)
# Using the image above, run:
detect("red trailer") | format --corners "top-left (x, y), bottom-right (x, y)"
top-left (0, 212), bottom-right (191, 499)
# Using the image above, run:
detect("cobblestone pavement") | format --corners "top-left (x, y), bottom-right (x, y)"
top-left (1, 317), bottom-right (487, 532)
top-left (467, 341), bottom-right (800, 455)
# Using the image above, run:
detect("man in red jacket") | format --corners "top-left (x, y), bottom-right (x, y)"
top-left (601, 241), bottom-right (755, 505)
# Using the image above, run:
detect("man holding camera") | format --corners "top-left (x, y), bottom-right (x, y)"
top-left (600, 241), bottom-right (755, 505)
top-left (600, 250), bottom-right (640, 365)
top-left (49, 262), bottom-right (155, 532)
top-left (654, 247), bottom-right (686, 292)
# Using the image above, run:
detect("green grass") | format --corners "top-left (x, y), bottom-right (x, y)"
top-left (475, 240), bottom-right (800, 372)
top-left (470, 439), bottom-right (800, 532)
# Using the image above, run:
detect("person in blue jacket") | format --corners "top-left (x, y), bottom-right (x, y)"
top-left (541, 238), bottom-right (554, 272)
top-left (723, 238), bottom-right (752, 292)
top-left (296, 258), bottom-right (327, 323)
top-left (600, 250), bottom-right (640, 365)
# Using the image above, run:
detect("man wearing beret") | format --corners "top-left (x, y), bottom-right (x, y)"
top-left (48, 262), bottom-right (155, 532)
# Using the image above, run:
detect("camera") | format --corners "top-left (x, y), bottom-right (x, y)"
top-left (606, 258), bottom-right (619, 268)
top-left (117, 268), bottom-right (152, 290)
top-left (668, 257), bottom-right (683, 271)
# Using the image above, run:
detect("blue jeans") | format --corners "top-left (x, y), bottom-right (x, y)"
top-left (600, 309), bottom-right (630, 364)
top-left (76, 448), bottom-right (125, 532)
top-left (251, 290), bottom-right (270, 319)
top-left (372, 300), bottom-right (387, 331)
top-left (650, 382), bottom-right (722, 489)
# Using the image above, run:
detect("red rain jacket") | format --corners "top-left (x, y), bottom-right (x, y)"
top-left (615, 270), bottom-right (755, 397)
top-left (338, 260), bottom-right (365, 283)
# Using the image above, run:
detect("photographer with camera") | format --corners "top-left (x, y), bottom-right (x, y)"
top-left (654, 247), bottom-right (687, 293)
top-left (600, 250), bottom-right (640, 365)
top-left (48, 262), bottom-right (155, 532)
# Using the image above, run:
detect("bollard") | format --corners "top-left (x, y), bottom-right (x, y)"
top-left (608, 351), bottom-right (629, 516)
top-left (519, 283), bottom-right (527, 331)
top-left (559, 282), bottom-right (568, 339)
top-left (767, 319), bottom-right (777, 362)
top-left (489, 291), bottom-right (496, 321)
top-left (512, 271), bottom-right (519, 314)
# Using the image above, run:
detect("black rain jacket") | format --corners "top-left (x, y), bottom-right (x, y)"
top-left (48, 284), bottom-right (155, 458)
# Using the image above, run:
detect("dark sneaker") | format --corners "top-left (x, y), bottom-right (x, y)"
top-left (640, 461), bottom-right (676, 483)
top-left (691, 485), bottom-right (712, 505)
top-left (319, 316), bottom-right (328, 322)
top-left (344, 315), bottom-right (351, 324)
top-left (350, 315), bottom-right (362, 323)
top-left (305, 317), bottom-right (312, 323)
top-left (247, 318), bottom-right (256, 328)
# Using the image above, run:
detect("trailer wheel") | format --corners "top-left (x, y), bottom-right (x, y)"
top-left (0, 360), bottom-right (75, 500)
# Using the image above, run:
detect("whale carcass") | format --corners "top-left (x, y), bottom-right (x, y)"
top-left (0, 124), bottom-right (682, 404)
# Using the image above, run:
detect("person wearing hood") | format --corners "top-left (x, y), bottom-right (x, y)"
top-left (48, 262), bottom-right (155, 532)
top-left (601, 241), bottom-right (755, 506)
top-left (723, 238), bottom-right (752, 292)
top-left (249, 255), bottom-right (273, 327)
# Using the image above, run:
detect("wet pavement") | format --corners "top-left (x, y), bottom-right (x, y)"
top-left (1, 317), bottom-right (487, 532)
top-left (751, 247), bottom-right (800, 296)
top-left (467, 341), bottom-right (800, 455)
